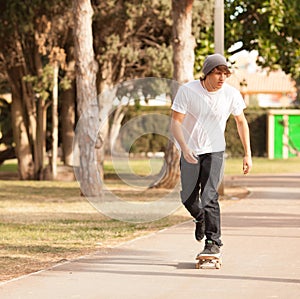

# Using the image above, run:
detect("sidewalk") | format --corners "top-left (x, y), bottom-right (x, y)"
top-left (1, 174), bottom-right (300, 299)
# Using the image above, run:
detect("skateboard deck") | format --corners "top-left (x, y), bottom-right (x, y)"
top-left (195, 254), bottom-right (222, 269)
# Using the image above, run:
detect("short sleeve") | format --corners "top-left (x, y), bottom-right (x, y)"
top-left (231, 89), bottom-right (246, 116)
top-left (171, 86), bottom-right (189, 114)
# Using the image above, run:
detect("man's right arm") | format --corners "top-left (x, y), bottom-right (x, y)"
top-left (170, 110), bottom-right (198, 164)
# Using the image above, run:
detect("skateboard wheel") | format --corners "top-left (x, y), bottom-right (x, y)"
top-left (195, 263), bottom-right (200, 269)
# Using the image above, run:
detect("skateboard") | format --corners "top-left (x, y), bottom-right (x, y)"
top-left (195, 254), bottom-right (222, 269)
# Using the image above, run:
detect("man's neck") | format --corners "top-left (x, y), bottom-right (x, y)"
top-left (201, 79), bottom-right (221, 92)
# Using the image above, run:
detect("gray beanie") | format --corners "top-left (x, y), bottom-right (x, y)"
top-left (202, 54), bottom-right (228, 77)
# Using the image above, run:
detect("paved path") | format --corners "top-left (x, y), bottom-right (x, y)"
top-left (1, 174), bottom-right (300, 299)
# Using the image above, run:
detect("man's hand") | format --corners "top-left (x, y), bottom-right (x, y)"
top-left (182, 148), bottom-right (198, 164)
top-left (243, 155), bottom-right (252, 174)
top-left (170, 111), bottom-right (198, 164)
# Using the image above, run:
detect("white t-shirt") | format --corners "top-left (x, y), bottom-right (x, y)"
top-left (171, 80), bottom-right (246, 155)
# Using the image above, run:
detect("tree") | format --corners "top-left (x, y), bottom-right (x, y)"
top-left (224, 0), bottom-right (300, 99)
top-left (157, 0), bottom-right (300, 188)
top-left (92, 0), bottom-right (174, 168)
top-left (0, 1), bottom-right (177, 179)
top-left (91, 1), bottom-right (214, 190)
top-left (0, 0), bottom-right (72, 179)
top-left (92, 0), bottom-right (173, 92)
top-left (162, 0), bottom-right (194, 190)
top-left (49, 48), bottom-right (66, 179)
top-left (59, 32), bottom-right (77, 167)
top-left (171, 0), bottom-right (195, 83)
top-left (73, 0), bottom-right (102, 196)
top-left (152, 0), bottom-right (195, 189)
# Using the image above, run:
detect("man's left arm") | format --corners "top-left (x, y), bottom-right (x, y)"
top-left (234, 112), bottom-right (253, 174)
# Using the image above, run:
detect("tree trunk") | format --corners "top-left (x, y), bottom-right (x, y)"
top-left (97, 61), bottom-right (117, 175)
top-left (108, 104), bottom-right (127, 155)
top-left (51, 61), bottom-right (59, 179)
top-left (60, 80), bottom-right (76, 166)
top-left (36, 95), bottom-right (46, 179)
top-left (6, 58), bottom-right (37, 180)
top-left (10, 88), bottom-right (35, 180)
top-left (73, 0), bottom-right (102, 196)
top-left (153, 0), bottom-right (195, 189)
top-left (5, 36), bottom-right (48, 180)
top-left (172, 0), bottom-right (195, 84)
top-left (97, 87), bottom-right (115, 181)
top-left (33, 41), bottom-right (47, 180)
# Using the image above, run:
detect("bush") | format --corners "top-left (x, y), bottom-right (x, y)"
top-left (225, 109), bottom-right (267, 157)
top-left (121, 106), bottom-right (268, 157)
top-left (120, 106), bottom-right (170, 154)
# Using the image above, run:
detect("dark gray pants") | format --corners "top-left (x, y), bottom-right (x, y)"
top-left (180, 151), bottom-right (225, 246)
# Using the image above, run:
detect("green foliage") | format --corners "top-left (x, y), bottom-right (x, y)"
top-left (115, 78), bottom-right (173, 107)
top-left (194, 26), bottom-right (215, 75)
top-left (93, 0), bottom-right (173, 81)
top-left (2, 0), bottom-right (298, 170)
top-left (247, 112), bottom-right (267, 157)
top-left (121, 122), bottom-right (169, 154)
top-left (225, 0), bottom-right (300, 79)
top-left (0, 0), bottom-right (72, 88)
top-left (0, 0), bottom-right (71, 39)
top-left (120, 106), bottom-right (170, 154)
top-left (193, 0), bottom-right (215, 74)
top-left (23, 64), bottom-right (54, 101)
top-left (225, 110), bottom-right (267, 157)
top-left (121, 107), bottom-right (268, 157)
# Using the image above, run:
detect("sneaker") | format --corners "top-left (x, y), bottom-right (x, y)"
top-left (194, 218), bottom-right (205, 241)
top-left (199, 240), bottom-right (220, 257)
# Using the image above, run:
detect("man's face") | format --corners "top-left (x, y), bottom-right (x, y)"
top-left (207, 68), bottom-right (230, 90)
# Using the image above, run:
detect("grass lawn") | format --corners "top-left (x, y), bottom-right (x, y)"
top-left (0, 157), bottom-right (299, 282)
top-left (2, 157), bottom-right (300, 176)
top-left (0, 179), bottom-right (192, 282)
top-left (224, 157), bottom-right (300, 175)
top-left (103, 156), bottom-right (300, 176)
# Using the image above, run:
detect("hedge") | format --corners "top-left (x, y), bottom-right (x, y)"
top-left (225, 110), bottom-right (267, 157)
top-left (121, 106), bottom-right (268, 157)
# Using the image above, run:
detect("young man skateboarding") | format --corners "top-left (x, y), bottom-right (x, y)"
top-left (170, 53), bottom-right (252, 256)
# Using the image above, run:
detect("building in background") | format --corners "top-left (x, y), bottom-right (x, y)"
top-left (228, 50), bottom-right (297, 107)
